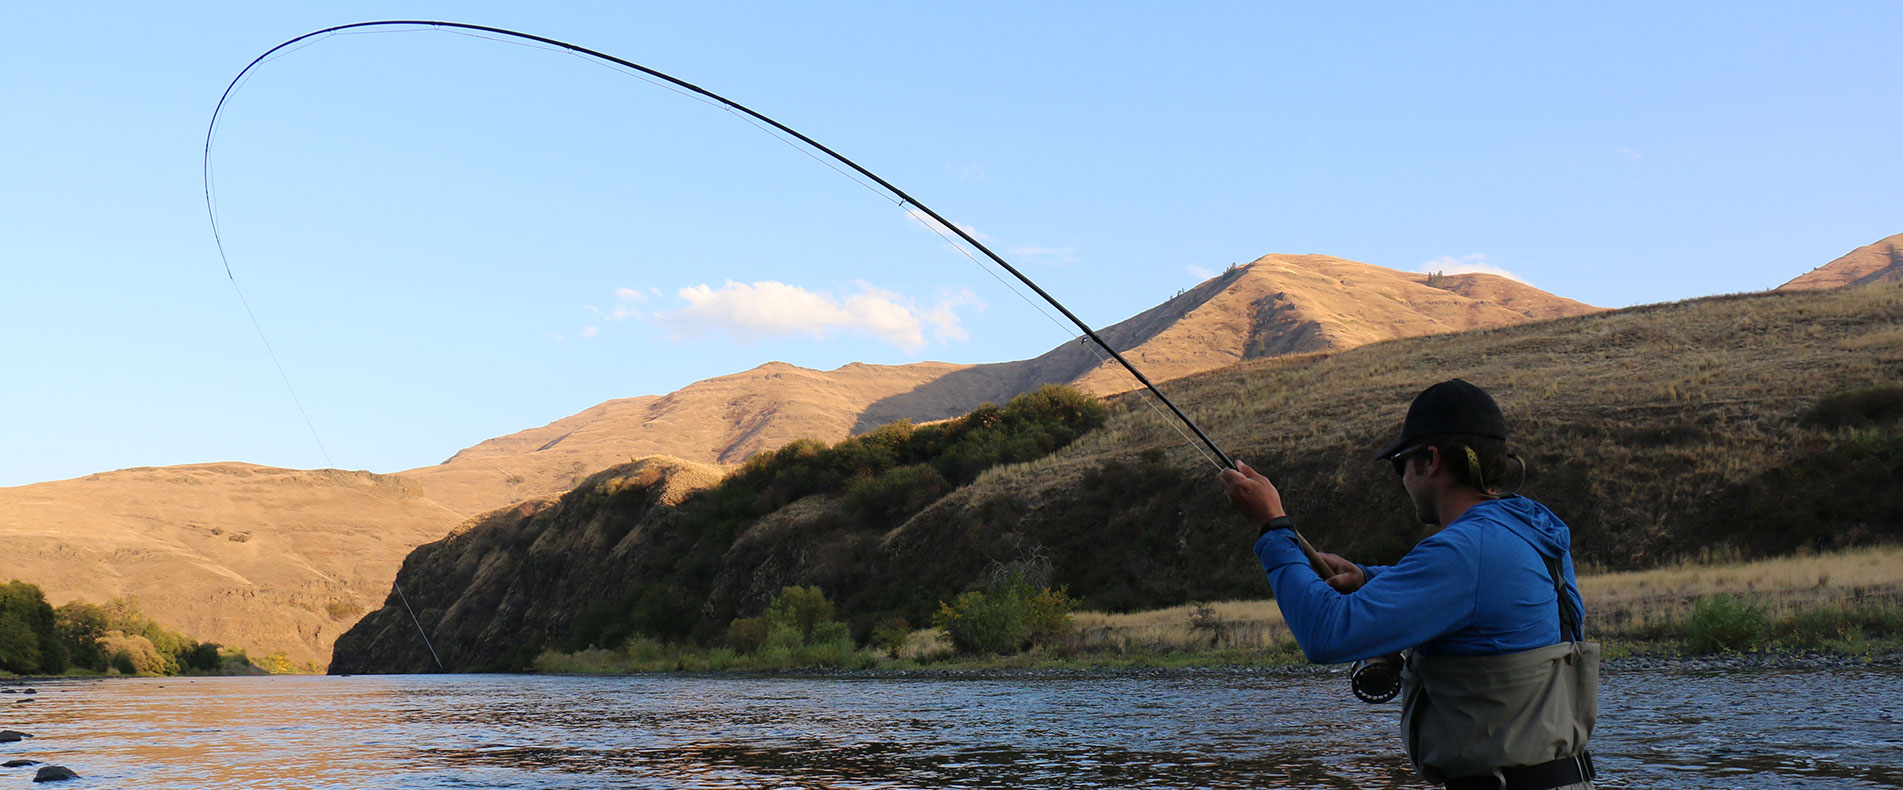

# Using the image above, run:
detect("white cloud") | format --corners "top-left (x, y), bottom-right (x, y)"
top-left (1416, 254), bottom-right (1525, 283)
top-left (586, 287), bottom-right (652, 325)
top-left (1617, 146), bottom-right (1643, 160)
top-left (653, 279), bottom-right (979, 353)
top-left (947, 162), bottom-right (988, 181)
top-left (581, 326), bottom-right (599, 339)
top-left (1186, 264), bottom-right (1215, 280)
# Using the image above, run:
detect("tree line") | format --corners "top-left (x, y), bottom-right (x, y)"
top-left (0, 581), bottom-right (259, 676)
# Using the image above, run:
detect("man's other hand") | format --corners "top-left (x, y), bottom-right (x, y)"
top-left (1219, 460), bottom-right (1286, 525)
top-left (1317, 552), bottom-right (1367, 593)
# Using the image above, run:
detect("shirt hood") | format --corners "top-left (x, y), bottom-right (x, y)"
top-left (1466, 496), bottom-right (1570, 558)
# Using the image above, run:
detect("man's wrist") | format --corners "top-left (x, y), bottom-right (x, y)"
top-left (1257, 514), bottom-right (1295, 537)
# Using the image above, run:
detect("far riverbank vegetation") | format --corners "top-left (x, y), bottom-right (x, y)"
top-left (0, 581), bottom-right (290, 677)
top-left (533, 545), bottom-right (1902, 674)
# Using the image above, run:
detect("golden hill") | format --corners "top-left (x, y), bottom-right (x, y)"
top-left (399, 361), bottom-right (970, 516)
top-left (0, 464), bottom-right (462, 669)
top-left (1779, 232), bottom-right (1903, 290)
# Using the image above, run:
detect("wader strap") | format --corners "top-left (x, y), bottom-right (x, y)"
top-left (1543, 555), bottom-right (1582, 643)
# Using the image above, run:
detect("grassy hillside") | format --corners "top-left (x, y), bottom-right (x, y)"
top-left (334, 282), bottom-right (1902, 672)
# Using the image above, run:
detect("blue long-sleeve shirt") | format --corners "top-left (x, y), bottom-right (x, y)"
top-left (1255, 496), bottom-right (1585, 664)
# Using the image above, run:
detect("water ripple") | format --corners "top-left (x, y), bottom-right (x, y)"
top-left (0, 669), bottom-right (1897, 788)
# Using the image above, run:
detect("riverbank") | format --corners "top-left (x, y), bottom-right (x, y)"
top-left (527, 546), bottom-right (1902, 676)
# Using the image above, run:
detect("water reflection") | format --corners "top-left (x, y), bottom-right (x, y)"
top-left (0, 668), bottom-right (1897, 788)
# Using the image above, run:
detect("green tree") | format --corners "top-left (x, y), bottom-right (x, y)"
top-left (765, 585), bottom-right (836, 640)
top-left (55, 601), bottom-right (111, 671)
top-left (0, 581), bottom-right (65, 674)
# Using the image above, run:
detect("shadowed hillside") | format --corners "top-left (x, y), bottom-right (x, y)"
top-left (334, 282), bottom-right (1901, 673)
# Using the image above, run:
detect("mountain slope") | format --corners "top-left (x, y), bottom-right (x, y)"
top-left (859, 255), bottom-right (1599, 430)
top-left (332, 281), bottom-right (1903, 672)
top-left (400, 362), bottom-right (969, 517)
top-left (1779, 232), bottom-right (1903, 290)
top-left (0, 464), bottom-right (462, 669)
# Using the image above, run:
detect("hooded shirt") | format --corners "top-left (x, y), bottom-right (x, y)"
top-left (1254, 496), bottom-right (1584, 664)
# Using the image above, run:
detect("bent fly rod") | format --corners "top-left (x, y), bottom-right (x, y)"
top-left (204, 20), bottom-right (1336, 579)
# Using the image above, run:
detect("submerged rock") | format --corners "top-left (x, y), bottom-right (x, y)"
top-left (0, 730), bottom-right (32, 742)
top-left (32, 765), bottom-right (79, 782)
top-left (4, 759), bottom-right (38, 767)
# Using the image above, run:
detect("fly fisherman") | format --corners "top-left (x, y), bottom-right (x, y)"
top-left (1219, 379), bottom-right (1599, 790)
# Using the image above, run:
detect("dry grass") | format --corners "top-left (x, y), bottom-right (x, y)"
top-left (1581, 544), bottom-right (1903, 637)
top-left (1073, 599), bottom-right (1295, 652)
top-left (899, 546), bottom-right (1903, 657)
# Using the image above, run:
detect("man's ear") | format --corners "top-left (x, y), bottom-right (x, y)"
top-left (1422, 445), bottom-right (1444, 476)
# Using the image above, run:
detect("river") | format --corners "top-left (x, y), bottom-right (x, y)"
top-left (1, 667), bottom-right (1898, 788)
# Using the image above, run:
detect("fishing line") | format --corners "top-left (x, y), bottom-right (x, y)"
top-left (205, 20), bottom-right (1238, 472)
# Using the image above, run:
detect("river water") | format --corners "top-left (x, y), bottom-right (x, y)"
top-left (1, 668), bottom-right (1898, 789)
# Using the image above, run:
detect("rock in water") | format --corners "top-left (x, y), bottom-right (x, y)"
top-left (0, 730), bottom-right (32, 742)
top-left (4, 759), bottom-right (39, 767)
top-left (32, 766), bottom-right (79, 782)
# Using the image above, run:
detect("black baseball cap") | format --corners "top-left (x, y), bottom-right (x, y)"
top-left (1372, 379), bottom-right (1507, 461)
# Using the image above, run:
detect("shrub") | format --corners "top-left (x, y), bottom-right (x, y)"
top-left (870, 615), bottom-right (913, 659)
top-left (726, 616), bottom-right (769, 653)
top-left (185, 642), bottom-right (223, 673)
top-left (1684, 594), bottom-right (1768, 654)
top-left (1777, 607), bottom-right (1852, 650)
top-left (97, 631), bottom-right (166, 674)
top-left (765, 586), bottom-right (835, 640)
top-left (842, 464), bottom-right (953, 528)
top-left (1800, 385), bottom-right (1903, 429)
top-left (933, 582), bottom-right (1076, 655)
top-left (1022, 586), bottom-right (1078, 647)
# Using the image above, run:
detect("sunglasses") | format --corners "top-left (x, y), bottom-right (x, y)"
top-left (1389, 445), bottom-right (1430, 477)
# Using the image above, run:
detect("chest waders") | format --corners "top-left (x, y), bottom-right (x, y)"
top-left (1400, 554), bottom-right (1600, 790)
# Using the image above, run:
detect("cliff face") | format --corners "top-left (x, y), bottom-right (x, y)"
top-left (333, 283), bottom-right (1903, 673)
top-left (331, 457), bottom-right (724, 673)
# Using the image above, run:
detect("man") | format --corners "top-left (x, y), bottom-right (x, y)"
top-left (1220, 378), bottom-right (1598, 790)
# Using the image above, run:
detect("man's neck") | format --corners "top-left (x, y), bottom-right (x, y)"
top-left (1436, 488), bottom-right (1491, 527)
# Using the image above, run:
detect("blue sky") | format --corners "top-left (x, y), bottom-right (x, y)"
top-left (4, 2), bottom-right (1900, 487)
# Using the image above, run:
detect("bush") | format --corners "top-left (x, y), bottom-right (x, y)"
top-left (1801, 385), bottom-right (1903, 429)
top-left (870, 616), bottom-right (913, 659)
top-left (1684, 594), bottom-right (1768, 654)
top-left (765, 586), bottom-right (835, 640)
top-left (933, 581), bottom-right (1076, 655)
top-left (97, 631), bottom-right (166, 674)
top-left (185, 642), bottom-right (223, 673)
top-left (841, 464), bottom-right (953, 528)
top-left (726, 616), bottom-right (769, 653)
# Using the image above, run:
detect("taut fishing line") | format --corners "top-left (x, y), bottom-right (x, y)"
top-left (206, 21), bottom-right (1336, 665)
